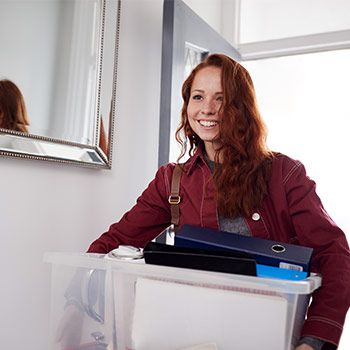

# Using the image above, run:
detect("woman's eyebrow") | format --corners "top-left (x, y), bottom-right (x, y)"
top-left (191, 89), bottom-right (223, 94)
top-left (191, 89), bottom-right (204, 93)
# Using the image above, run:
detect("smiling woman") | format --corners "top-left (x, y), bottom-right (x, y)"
top-left (0, 0), bottom-right (120, 168)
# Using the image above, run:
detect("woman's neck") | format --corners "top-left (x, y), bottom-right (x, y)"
top-left (204, 140), bottom-right (222, 163)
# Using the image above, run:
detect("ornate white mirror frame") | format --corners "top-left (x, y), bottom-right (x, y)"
top-left (0, 0), bottom-right (120, 168)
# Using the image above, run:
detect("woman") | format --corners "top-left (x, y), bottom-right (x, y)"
top-left (88, 54), bottom-right (350, 349)
top-left (0, 79), bottom-right (29, 133)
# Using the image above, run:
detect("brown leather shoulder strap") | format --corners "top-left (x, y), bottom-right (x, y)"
top-left (168, 163), bottom-right (183, 226)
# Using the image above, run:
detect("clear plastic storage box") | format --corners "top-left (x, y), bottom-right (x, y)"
top-left (44, 252), bottom-right (321, 350)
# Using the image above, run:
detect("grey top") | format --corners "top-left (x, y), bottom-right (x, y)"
top-left (219, 215), bottom-right (251, 236)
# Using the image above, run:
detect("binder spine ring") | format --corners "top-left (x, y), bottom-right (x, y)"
top-left (271, 244), bottom-right (286, 253)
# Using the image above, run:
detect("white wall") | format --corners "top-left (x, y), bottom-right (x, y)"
top-left (240, 0), bottom-right (350, 43)
top-left (0, 0), bottom-right (163, 349)
top-left (183, 0), bottom-right (223, 35)
top-left (181, 0), bottom-right (239, 51)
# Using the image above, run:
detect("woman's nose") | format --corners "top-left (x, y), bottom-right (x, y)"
top-left (201, 99), bottom-right (217, 115)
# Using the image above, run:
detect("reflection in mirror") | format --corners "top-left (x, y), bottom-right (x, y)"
top-left (0, 79), bottom-right (30, 133)
top-left (0, 0), bottom-right (120, 168)
top-left (184, 43), bottom-right (208, 79)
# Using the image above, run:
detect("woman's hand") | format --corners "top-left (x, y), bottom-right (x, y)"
top-left (295, 344), bottom-right (315, 350)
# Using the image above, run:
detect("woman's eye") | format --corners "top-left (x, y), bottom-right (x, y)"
top-left (216, 96), bottom-right (223, 101)
top-left (192, 95), bottom-right (203, 100)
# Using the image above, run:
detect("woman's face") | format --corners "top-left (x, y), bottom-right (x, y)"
top-left (187, 66), bottom-right (223, 156)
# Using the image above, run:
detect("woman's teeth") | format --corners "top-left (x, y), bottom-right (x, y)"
top-left (199, 120), bottom-right (218, 127)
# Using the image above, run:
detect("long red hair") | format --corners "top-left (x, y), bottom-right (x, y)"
top-left (0, 79), bottom-right (29, 133)
top-left (176, 54), bottom-right (273, 217)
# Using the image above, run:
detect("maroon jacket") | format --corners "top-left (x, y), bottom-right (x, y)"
top-left (88, 148), bottom-right (350, 346)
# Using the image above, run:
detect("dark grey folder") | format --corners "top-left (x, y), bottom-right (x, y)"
top-left (174, 224), bottom-right (313, 274)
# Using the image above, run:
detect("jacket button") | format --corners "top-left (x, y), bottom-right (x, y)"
top-left (252, 212), bottom-right (260, 221)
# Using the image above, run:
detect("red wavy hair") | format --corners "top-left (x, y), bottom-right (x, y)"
top-left (176, 54), bottom-right (273, 217)
top-left (0, 79), bottom-right (29, 133)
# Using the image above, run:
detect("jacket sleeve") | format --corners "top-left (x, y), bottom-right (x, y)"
top-left (87, 164), bottom-right (174, 253)
top-left (285, 160), bottom-right (350, 347)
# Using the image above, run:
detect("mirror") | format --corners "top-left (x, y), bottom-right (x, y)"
top-left (0, 0), bottom-right (120, 168)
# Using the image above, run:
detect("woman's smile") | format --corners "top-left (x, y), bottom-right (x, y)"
top-left (197, 119), bottom-right (219, 128)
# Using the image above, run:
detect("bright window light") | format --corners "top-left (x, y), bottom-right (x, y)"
top-left (242, 49), bottom-right (350, 244)
top-left (243, 50), bottom-right (350, 348)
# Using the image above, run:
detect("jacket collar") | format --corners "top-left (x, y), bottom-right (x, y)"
top-left (183, 143), bottom-right (207, 174)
